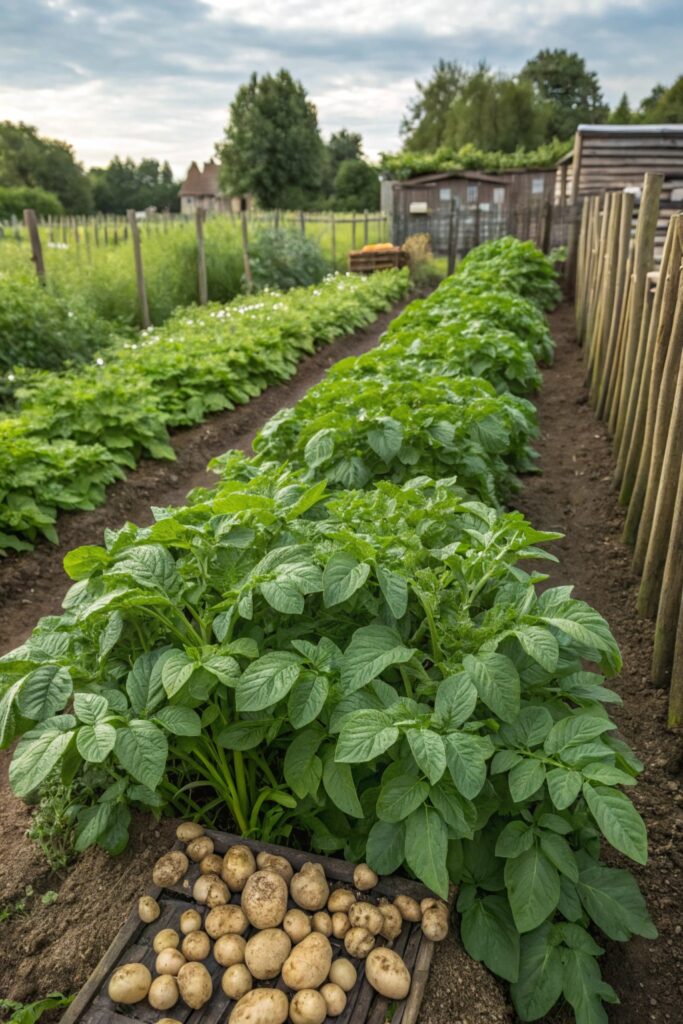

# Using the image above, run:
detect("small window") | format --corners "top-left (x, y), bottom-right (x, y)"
top-left (531, 177), bottom-right (544, 195)
top-left (493, 187), bottom-right (505, 205)
top-left (671, 186), bottom-right (683, 202)
top-left (439, 187), bottom-right (452, 201)
top-left (467, 184), bottom-right (478, 202)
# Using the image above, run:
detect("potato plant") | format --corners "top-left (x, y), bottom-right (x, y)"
top-left (0, 238), bottom-right (655, 1024)
top-left (0, 269), bottom-right (409, 552)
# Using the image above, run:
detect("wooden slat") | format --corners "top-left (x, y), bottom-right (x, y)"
top-left (62, 829), bottom-right (440, 1024)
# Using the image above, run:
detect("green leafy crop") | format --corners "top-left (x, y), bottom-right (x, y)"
top-left (0, 238), bottom-right (654, 1024)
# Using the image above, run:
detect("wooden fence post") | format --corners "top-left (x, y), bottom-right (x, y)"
top-left (651, 455), bottom-right (683, 686)
top-left (612, 173), bottom-right (663, 453)
top-left (330, 213), bottom-right (336, 270)
top-left (23, 208), bottom-right (45, 283)
top-left (195, 206), bottom-right (208, 305)
top-left (127, 209), bottom-right (150, 328)
top-left (363, 211), bottom-right (369, 246)
top-left (446, 195), bottom-right (456, 274)
top-left (240, 207), bottom-right (253, 294)
top-left (595, 193), bottom-right (634, 418)
top-left (541, 200), bottom-right (553, 254)
top-left (300, 210), bottom-right (305, 236)
top-left (633, 262), bottom-right (683, 574)
top-left (623, 214), bottom-right (683, 545)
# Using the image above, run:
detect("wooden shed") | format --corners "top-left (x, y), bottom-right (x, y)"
top-left (495, 167), bottom-right (557, 206)
top-left (392, 170), bottom-right (508, 216)
top-left (557, 124), bottom-right (683, 203)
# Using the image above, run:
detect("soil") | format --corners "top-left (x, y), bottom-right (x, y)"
top-left (0, 301), bottom-right (682, 1023)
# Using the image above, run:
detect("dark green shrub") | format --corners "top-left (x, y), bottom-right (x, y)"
top-left (248, 229), bottom-right (329, 291)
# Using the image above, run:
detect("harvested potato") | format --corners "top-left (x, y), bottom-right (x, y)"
top-left (241, 870), bottom-right (288, 928)
top-left (192, 873), bottom-right (230, 907)
top-left (222, 844), bottom-right (256, 892)
top-left (244, 928), bottom-right (292, 980)
top-left (179, 908), bottom-right (202, 935)
top-left (348, 901), bottom-right (383, 935)
top-left (378, 900), bottom-right (403, 941)
top-left (365, 947), bottom-right (411, 999)
top-left (205, 904), bottom-right (248, 938)
top-left (229, 987), bottom-right (288, 1024)
top-left (394, 894), bottom-right (421, 922)
top-left (148, 975), bottom-right (179, 1011)
top-left (290, 862), bottom-right (329, 911)
top-left (152, 851), bottom-right (189, 888)
top-left (320, 982), bottom-right (347, 1017)
top-left (186, 836), bottom-right (214, 863)
top-left (256, 851), bottom-right (293, 883)
top-left (422, 905), bottom-right (449, 942)
top-left (283, 908), bottom-right (311, 943)
top-left (155, 948), bottom-right (186, 976)
top-left (138, 895), bottom-right (160, 923)
top-left (158, 1018), bottom-right (182, 1024)
top-left (200, 853), bottom-right (224, 876)
top-left (328, 957), bottom-right (357, 992)
top-left (312, 911), bottom-right (332, 936)
top-left (327, 889), bottom-right (356, 914)
top-left (214, 933), bottom-right (247, 968)
top-left (353, 863), bottom-right (378, 891)
top-left (177, 961), bottom-right (212, 1009)
top-left (344, 926), bottom-right (375, 959)
top-left (221, 963), bottom-right (253, 1001)
top-left (281, 932), bottom-right (332, 990)
top-left (107, 963), bottom-right (151, 1004)
top-left (181, 930), bottom-right (211, 961)
top-left (332, 912), bottom-right (350, 940)
top-left (289, 989), bottom-right (327, 1024)
top-left (153, 928), bottom-right (180, 954)
top-left (176, 822), bottom-right (204, 842)
top-left (420, 897), bottom-right (446, 914)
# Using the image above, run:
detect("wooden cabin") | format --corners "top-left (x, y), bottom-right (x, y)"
top-left (496, 167), bottom-right (557, 206)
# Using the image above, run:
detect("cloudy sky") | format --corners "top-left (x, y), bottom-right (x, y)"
top-left (2, 0), bottom-right (682, 176)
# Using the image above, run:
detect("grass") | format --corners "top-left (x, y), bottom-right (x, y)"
top-left (0, 212), bottom-right (390, 330)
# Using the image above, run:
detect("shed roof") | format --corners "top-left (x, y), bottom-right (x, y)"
top-left (394, 170), bottom-right (506, 188)
top-left (557, 124), bottom-right (683, 163)
top-left (180, 159), bottom-right (222, 197)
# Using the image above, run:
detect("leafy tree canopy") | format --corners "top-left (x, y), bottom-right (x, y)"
top-left (520, 49), bottom-right (609, 139)
top-left (331, 158), bottom-right (380, 212)
top-left (401, 60), bottom-right (468, 152)
top-left (0, 121), bottom-right (93, 213)
top-left (639, 76), bottom-right (683, 123)
top-left (218, 69), bottom-right (325, 209)
top-left (88, 157), bottom-right (178, 214)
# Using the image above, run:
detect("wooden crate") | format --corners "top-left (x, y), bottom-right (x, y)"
top-left (61, 829), bottom-right (438, 1024)
top-left (348, 248), bottom-right (410, 273)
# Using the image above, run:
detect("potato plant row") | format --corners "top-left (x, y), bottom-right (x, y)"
top-left (0, 239), bottom-right (656, 1024)
top-left (0, 269), bottom-right (409, 553)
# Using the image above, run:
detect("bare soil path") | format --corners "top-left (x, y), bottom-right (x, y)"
top-left (0, 302), bottom-right (681, 1024)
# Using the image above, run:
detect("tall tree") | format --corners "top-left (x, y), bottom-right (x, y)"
top-left (218, 70), bottom-right (324, 209)
top-left (640, 77), bottom-right (683, 123)
top-left (89, 157), bottom-right (178, 213)
top-left (609, 92), bottom-right (635, 124)
top-left (401, 60), bottom-right (468, 151)
top-left (0, 121), bottom-right (92, 212)
top-left (324, 129), bottom-right (364, 196)
top-left (521, 49), bottom-right (609, 138)
top-left (446, 66), bottom-right (549, 152)
top-left (332, 159), bottom-right (379, 211)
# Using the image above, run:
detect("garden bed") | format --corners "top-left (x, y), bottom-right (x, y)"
top-left (0, 304), bottom-right (680, 1022)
